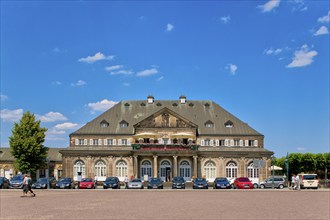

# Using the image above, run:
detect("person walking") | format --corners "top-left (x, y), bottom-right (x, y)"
top-left (26, 174), bottom-right (36, 197)
top-left (124, 175), bottom-right (129, 189)
top-left (22, 174), bottom-right (28, 197)
top-left (291, 174), bottom-right (296, 190)
top-left (295, 174), bottom-right (300, 190)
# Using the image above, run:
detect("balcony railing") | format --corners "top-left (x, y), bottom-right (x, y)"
top-left (132, 144), bottom-right (199, 151)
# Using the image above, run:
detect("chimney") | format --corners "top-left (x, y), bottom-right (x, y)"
top-left (147, 95), bottom-right (154, 104)
top-left (179, 95), bottom-right (186, 104)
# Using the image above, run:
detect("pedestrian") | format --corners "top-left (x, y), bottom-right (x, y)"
top-left (295, 174), bottom-right (300, 190)
top-left (22, 174), bottom-right (28, 197)
top-left (26, 174), bottom-right (36, 197)
top-left (291, 174), bottom-right (296, 190)
top-left (124, 175), bottom-right (129, 189)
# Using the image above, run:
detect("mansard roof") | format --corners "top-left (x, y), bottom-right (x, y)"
top-left (71, 99), bottom-right (262, 136)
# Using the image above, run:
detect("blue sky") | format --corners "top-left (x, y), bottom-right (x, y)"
top-left (1, 0), bottom-right (329, 157)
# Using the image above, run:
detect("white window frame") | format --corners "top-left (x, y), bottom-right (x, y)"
top-left (204, 161), bottom-right (216, 180)
top-left (226, 162), bottom-right (238, 179)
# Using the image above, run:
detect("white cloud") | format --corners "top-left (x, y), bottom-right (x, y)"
top-left (53, 47), bottom-right (60, 53)
top-left (37, 112), bottom-right (68, 122)
top-left (225, 64), bottom-right (238, 75)
top-left (52, 81), bottom-right (62, 86)
top-left (156, 76), bottom-right (164, 81)
top-left (265, 47), bottom-right (283, 55)
top-left (123, 83), bottom-right (130, 87)
top-left (1, 93), bottom-right (8, 101)
top-left (71, 80), bottom-right (86, 87)
top-left (46, 129), bottom-right (66, 135)
top-left (314, 26), bottom-right (329, 36)
top-left (220, 16), bottom-right (231, 24)
top-left (297, 147), bottom-right (306, 151)
top-left (78, 52), bottom-right (114, 63)
top-left (105, 65), bottom-right (124, 71)
top-left (291, 0), bottom-right (308, 12)
top-left (318, 10), bottom-right (330, 23)
top-left (110, 70), bottom-right (133, 75)
top-left (0, 109), bottom-right (23, 122)
top-left (54, 122), bottom-right (79, 130)
top-left (136, 68), bottom-right (158, 77)
top-left (87, 99), bottom-right (118, 112)
top-left (166, 23), bottom-right (174, 32)
top-left (286, 45), bottom-right (318, 68)
top-left (258, 0), bottom-right (280, 13)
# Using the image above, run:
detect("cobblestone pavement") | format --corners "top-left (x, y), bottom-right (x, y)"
top-left (0, 189), bottom-right (329, 220)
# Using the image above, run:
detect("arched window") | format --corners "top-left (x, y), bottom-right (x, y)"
top-left (73, 160), bottom-right (85, 180)
top-left (141, 160), bottom-right (152, 179)
top-left (116, 160), bottom-right (128, 178)
top-left (179, 160), bottom-right (191, 181)
top-left (247, 162), bottom-right (259, 178)
top-left (204, 161), bottom-right (216, 179)
top-left (226, 161), bottom-right (237, 179)
top-left (95, 160), bottom-right (106, 179)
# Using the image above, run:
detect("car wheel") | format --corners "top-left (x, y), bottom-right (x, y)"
top-left (253, 183), bottom-right (258, 189)
top-left (278, 184), bottom-right (284, 189)
top-left (260, 184), bottom-right (265, 189)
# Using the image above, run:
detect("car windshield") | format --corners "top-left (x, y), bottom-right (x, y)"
top-left (12, 175), bottom-right (24, 180)
top-left (303, 175), bottom-right (317, 180)
top-left (131, 179), bottom-right (141, 182)
top-left (238, 178), bottom-right (250, 182)
top-left (216, 178), bottom-right (227, 182)
top-left (195, 178), bottom-right (206, 182)
top-left (173, 177), bottom-right (184, 181)
top-left (59, 178), bottom-right (70, 182)
top-left (81, 178), bottom-right (93, 182)
top-left (0, 178), bottom-right (4, 183)
top-left (106, 177), bottom-right (117, 181)
top-left (37, 178), bottom-right (48, 183)
top-left (149, 178), bottom-right (160, 183)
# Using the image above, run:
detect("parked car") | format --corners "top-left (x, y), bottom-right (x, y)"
top-left (9, 174), bottom-right (24, 189)
top-left (233, 177), bottom-right (253, 189)
top-left (147, 177), bottom-right (163, 189)
top-left (32, 177), bottom-right (52, 189)
top-left (193, 178), bottom-right (208, 189)
top-left (172, 176), bottom-right (185, 189)
top-left (213, 177), bottom-right (231, 189)
top-left (127, 178), bottom-right (144, 189)
top-left (0, 177), bottom-right (10, 189)
top-left (298, 174), bottom-right (319, 189)
top-left (259, 176), bottom-right (286, 189)
top-left (103, 177), bottom-right (120, 189)
top-left (79, 178), bottom-right (95, 189)
top-left (55, 178), bottom-right (74, 189)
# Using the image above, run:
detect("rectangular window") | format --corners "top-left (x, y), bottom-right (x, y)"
top-left (219, 140), bottom-right (225, 146)
top-left (248, 140), bottom-right (254, 146)
top-left (122, 139), bottom-right (127, 145)
top-left (234, 139), bottom-right (240, 146)
top-left (107, 139), bottom-right (113, 145)
top-left (78, 139), bottom-right (84, 145)
top-left (205, 139), bottom-right (210, 146)
top-left (93, 139), bottom-right (99, 145)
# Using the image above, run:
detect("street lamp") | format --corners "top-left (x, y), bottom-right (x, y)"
top-left (46, 157), bottom-right (50, 189)
top-left (271, 155), bottom-right (275, 189)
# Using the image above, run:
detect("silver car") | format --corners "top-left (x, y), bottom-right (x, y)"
top-left (259, 177), bottom-right (286, 189)
top-left (127, 179), bottom-right (144, 189)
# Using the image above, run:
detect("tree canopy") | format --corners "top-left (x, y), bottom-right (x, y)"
top-left (9, 111), bottom-right (48, 173)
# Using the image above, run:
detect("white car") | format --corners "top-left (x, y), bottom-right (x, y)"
top-left (127, 179), bottom-right (144, 189)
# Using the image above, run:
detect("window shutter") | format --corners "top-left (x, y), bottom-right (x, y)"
top-left (113, 139), bottom-right (117, 145)
top-left (84, 139), bottom-right (87, 145)
top-left (210, 140), bottom-right (214, 146)
top-left (239, 140), bottom-right (243, 147)
top-left (104, 139), bottom-right (107, 145)
top-left (201, 139), bottom-right (205, 146)
top-left (245, 140), bottom-right (249, 147)
top-left (215, 140), bottom-right (219, 146)
top-left (225, 139), bottom-right (229, 147)
top-left (75, 139), bottom-right (79, 145)
top-left (254, 140), bottom-right (258, 147)
top-left (99, 139), bottom-right (102, 145)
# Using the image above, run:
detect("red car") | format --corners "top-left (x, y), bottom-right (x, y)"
top-left (233, 177), bottom-right (253, 189)
top-left (79, 178), bottom-right (95, 189)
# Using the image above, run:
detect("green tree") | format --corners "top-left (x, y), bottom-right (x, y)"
top-left (9, 111), bottom-right (48, 173)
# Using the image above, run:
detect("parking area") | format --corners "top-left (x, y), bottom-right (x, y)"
top-left (1, 189), bottom-right (329, 220)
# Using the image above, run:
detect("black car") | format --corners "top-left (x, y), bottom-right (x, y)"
top-left (55, 178), bottom-right (74, 189)
top-left (147, 177), bottom-right (164, 189)
top-left (9, 174), bottom-right (24, 189)
top-left (213, 177), bottom-right (231, 189)
top-left (0, 177), bottom-right (10, 189)
top-left (172, 176), bottom-right (185, 189)
top-left (32, 177), bottom-right (57, 189)
top-left (193, 178), bottom-right (208, 189)
top-left (103, 177), bottom-right (120, 189)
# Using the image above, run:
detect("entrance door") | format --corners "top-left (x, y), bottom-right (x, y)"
top-left (160, 160), bottom-right (171, 182)
top-left (179, 160), bottom-right (191, 182)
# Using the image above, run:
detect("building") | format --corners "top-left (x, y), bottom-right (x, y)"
top-left (61, 96), bottom-right (273, 183)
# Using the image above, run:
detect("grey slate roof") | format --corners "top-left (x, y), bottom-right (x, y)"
top-left (0, 148), bottom-right (64, 162)
top-left (71, 100), bottom-right (262, 136)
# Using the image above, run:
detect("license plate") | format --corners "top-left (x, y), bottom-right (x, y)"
top-left (60, 185), bottom-right (65, 188)
top-left (177, 186), bottom-right (181, 188)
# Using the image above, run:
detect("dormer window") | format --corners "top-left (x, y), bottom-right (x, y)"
top-left (100, 120), bottom-right (109, 128)
top-left (124, 103), bottom-right (130, 108)
top-left (205, 120), bottom-right (214, 128)
top-left (205, 103), bottom-right (210, 108)
top-left (172, 103), bottom-right (178, 107)
top-left (140, 103), bottom-right (146, 107)
top-left (120, 120), bottom-right (129, 128)
top-left (156, 102), bottom-right (162, 107)
top-left (189, 103), bottom-right (194, 107)
top-left (225, 120), bottom-right (234, 128)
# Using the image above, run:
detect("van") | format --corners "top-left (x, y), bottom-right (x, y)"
top-left (298, 174), bottom-right (319, 189)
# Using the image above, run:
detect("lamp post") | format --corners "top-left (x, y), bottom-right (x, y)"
top-left (271, 155), bottom-right (275, 189)
top-left (46, 157), bottom-right (50, 189)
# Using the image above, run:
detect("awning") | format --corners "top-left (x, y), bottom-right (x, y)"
top-left (133, 132), bottom-right (157, 138)
top-left (270, 165), bottom-right (283, 171)
top-left (171, 132), bottom-right (195, 138)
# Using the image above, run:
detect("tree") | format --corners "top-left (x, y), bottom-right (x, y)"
top-left (9, 111), bottom-right (48, 173)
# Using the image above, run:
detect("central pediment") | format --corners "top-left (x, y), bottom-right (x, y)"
top-left (134, 108), bottom-right (197, 129)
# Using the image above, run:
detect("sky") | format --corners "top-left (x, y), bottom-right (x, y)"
top-left (0, 0), bottom-right (329, 158)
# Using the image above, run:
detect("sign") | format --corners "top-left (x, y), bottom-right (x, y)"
top-left (253, 159), bottom-right (265, 168)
